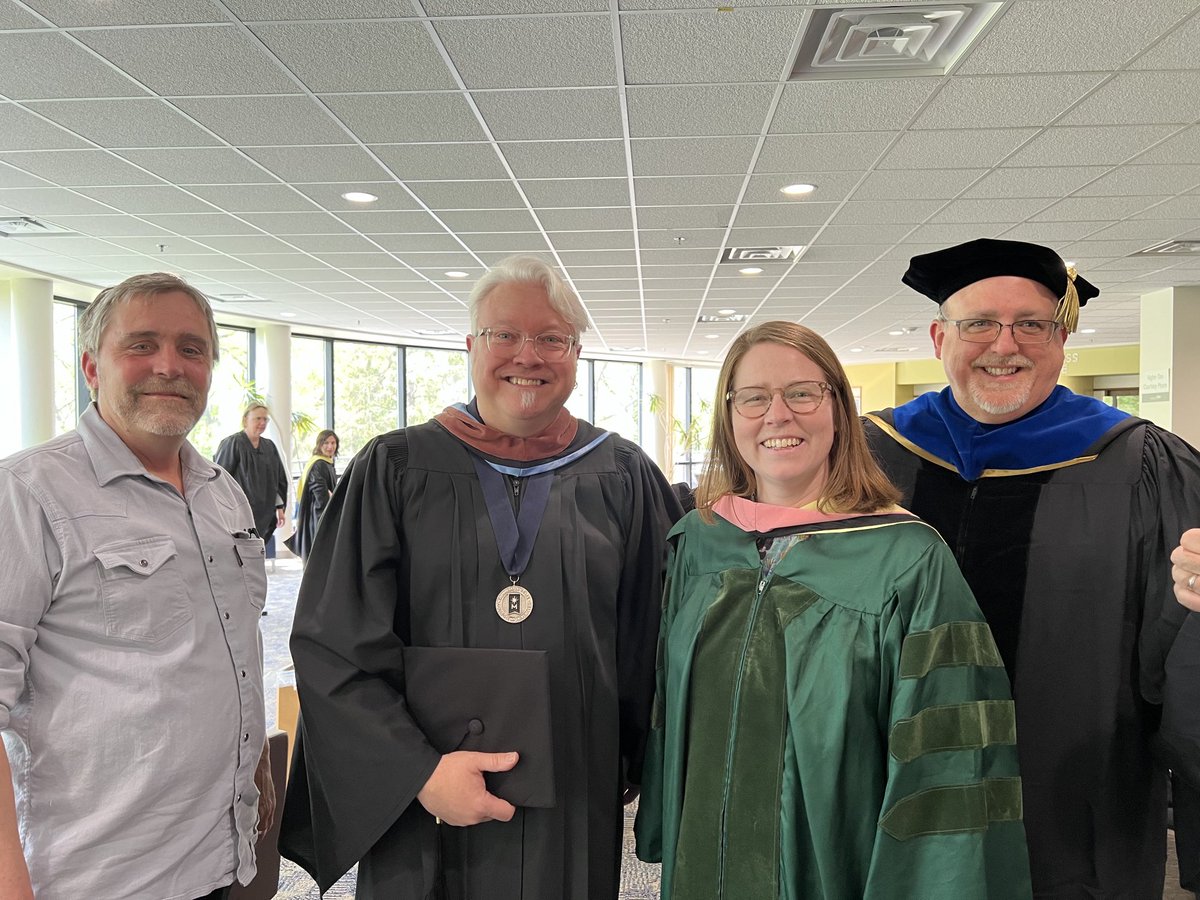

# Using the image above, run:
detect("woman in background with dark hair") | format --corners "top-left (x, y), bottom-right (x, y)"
top-left (287, 430), bottom-right (338, 563)
top-left (635, 321), bottom-right (1030, 899)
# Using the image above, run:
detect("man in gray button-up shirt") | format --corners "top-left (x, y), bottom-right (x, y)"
top-left (0, 273), bottom-right (272, 900)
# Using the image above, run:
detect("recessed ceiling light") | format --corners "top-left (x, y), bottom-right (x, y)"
top-left (849, 347), bottom-right (864, 353)
top-left (341, 190), bottom-right (379, 203)
top-left (888, 329), bottom-right (905, 336)
top-left (1081, 328), bottom-right (1096, 334)
top-left (445, 271), bottom-right (469, 278)
top-left (739, 266), bottom-right (764, 275)
top-left (717, 308), bottom-right (736, 316)
top-left (280, 312), bottom-right (297, 318)
top-left (696, 350), bottom-right (710, 355)
top-left (705, 334), bottom-right (720, 339)
top-left (780, 183), bottom-right (816, 196)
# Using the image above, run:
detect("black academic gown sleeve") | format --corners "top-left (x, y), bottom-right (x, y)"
top-left (279, 433), bottom-right (443, 891)
top-left (613, 442), bottom-right (683, 786)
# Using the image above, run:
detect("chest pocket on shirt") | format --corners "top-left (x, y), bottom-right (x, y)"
top-left (234, 536), bottom-right (268, 612)
top-left (93, 536), bottom-right (191, 643)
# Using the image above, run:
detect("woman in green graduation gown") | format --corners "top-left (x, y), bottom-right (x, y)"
top-left (635, 321), bottom-right (1031, 899)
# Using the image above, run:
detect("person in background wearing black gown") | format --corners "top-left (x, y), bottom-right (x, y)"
top-left (284, 429), bottom-right (337, 564)
top-left (279, 255), bottom-right (682, 900)
top-left (215, 402), bottom-right (288, 553)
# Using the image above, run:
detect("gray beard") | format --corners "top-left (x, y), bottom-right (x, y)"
top-left (968, 381), bottom-right (1031, 417)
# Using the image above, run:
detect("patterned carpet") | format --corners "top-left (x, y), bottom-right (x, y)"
top-left (260, 559), bottom-right (662, 900)
top-left (260, 560), bottom-right (1191, 900)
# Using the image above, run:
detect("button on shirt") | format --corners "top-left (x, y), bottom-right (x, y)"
top-left (0, 405), bottom-right (267, 900)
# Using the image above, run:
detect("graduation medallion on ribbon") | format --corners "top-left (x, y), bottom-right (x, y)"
top-left (470, 455), bottom-right (553, 624)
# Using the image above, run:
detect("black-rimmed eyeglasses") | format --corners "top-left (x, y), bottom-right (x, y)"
top-left (938, 317), bottom-right (1061, 344)
top-left (476, 328), bottom-right (578, 361)
top-left (727, 381), bottom-right (832, 418)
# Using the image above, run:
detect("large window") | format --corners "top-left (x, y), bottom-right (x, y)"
top-left (52, 301), bottom-right (85, 436)
top-left (333, 341), bottom-right (401, 461)
top-left (592, 360), bottom-right (641, 442)
top-left (672, 365), bottom-right (719, 486)
top-left (291, 336), bottom-right (330, 471)
top-left (405, 347), bottom-right (469, 426)
top-left (190, 326), bottom-right (253, 459)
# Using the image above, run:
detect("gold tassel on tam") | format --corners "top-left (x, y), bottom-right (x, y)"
top-left (1056, 265), bottom-right (1081, 333)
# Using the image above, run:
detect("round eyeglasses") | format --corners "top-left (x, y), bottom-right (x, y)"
top-left (477, 327), bottom-right (578, 361)
top-left (939, 317), bottom-right (1061, 344)
top-left (727, 381), bottom-right (832, 418)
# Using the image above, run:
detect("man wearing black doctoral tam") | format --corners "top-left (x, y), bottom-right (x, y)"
top-left (863, 237), bottom-right (1200, 897)
top-left (279, 255), bottom-right (682, 899)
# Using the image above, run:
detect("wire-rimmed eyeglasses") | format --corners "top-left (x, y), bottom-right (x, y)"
top-left (938, 317), bottom-right (1061, 344)
top-left (476, 327), bottom-right (578, 361)
top-left (727, 381), bottom-right (832, 418)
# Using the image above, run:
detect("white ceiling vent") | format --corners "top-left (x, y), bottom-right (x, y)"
top-left (1132, 240), bottom-right (1200, 255)
top-left (213, 293), bottom-right (267, 304)
top-left (791, 3), bottom-right (1003, 79)
top-left (721, 246), bottom-right (804, 263)
top-left (0, 216), bottom-right (75, 237)
top-left (698, 313), bottom-right (747, 323)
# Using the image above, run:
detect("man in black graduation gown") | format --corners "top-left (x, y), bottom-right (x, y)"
top-left (863, 238), bottom-right (1200, 898)
top-left (279, 256), bottom-right (682, 899)
top-left (214, 402), bottom-right (289, 547)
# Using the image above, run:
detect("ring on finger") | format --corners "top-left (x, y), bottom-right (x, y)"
top-left (1188, 573), bottom-right (1198, 592)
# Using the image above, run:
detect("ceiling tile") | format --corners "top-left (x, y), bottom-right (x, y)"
top-left (23, 0), bottom-right (223, 25)
top-left (0, 105), bottom-right (91, 151)
top-left (224, 0), bottom-right (418, 20)
top-left (459, 232), bottom-right (552, 253)
top-left (321, 92), bottom-right (488, 143)
top-left (117, 147), bottom-right (274, 184)
top-left (635, 175), bottom-right (743, 207)
top-left (0, 32), bottom-right (149, 100)
top-left (75, 185), bottom-right (216, 214)
top-left (632, 137), bottom-right (757, 176)
top-left (621, 8), bottom-right (805, 85)
top-left (76, 25), bottom-right (297, 95)
top-left (1130, 9), bottom-right (1200, 71)
top-left (550, 231), bottom-right (635, 250)
top-left (474, 88), bottom-right (622, 141)
top-left (425, 1), bottom-right (606, 12)
top-left (852, 168), bottom-right (987, 201)
top-left (640, 205), bottom-right (732, 230)
top-left (928, 197), bottom-right (1056, 224)
top-left (251, 21), bottom-right (455, 92)
top-left (914, 73), bottom-right (1107, 131)
top-left (242, 145), bottom-right (389, 183)
top-left (0, 187), bottom-right (126, 216)
top-left (372, 143), bottom-right (509, 180)
top-left (410, 180), bottom-right (527, 210)
top-left (2, 149), bottom-right (163, 185)
top-left (956, 0), bottom-right (1198, 75)
top-left (140, 213), bottom-right (267, 235)
top-left (186, 184), bottom-right (321, 213)
top-left (502, 140), bottom-right (627, 179)
top-left (374, 233), bottom-right (473, 253)
top-left (520, 178), bottom-right (630, 208)
top-left (1058, 70), bottom-right (1200, 127)
top-left (1003, 125), bottom-right (1181, 168)
top-left (1075, 164), bottom-right (1200, 197)
top-left (756, 133), bottom-right (896, 173)
top-left (438, 208), bottom-right (541, 232)
top-left (25, 98), bottom-right (222, 148)
top-left (880, 128), bottom-right (1038, 170)
top-left (1033, 195), bottom-right (1166, 222)
top-left (962, 166), bottom-right (1110, 199)
top-left (294, 183), bottom-right (420, 212)
top-left (319, 209), bottom-right (441, 234)
top-left (626, 83), bottom-right (775, 138)
top-left (773, 79), bottom-right (937, 134)
top-left (538, 208), bottom-right (634, 231)
top-left (831, 200), bottom-right (945, 226)
top-left (42, 215), bottom-right (176, 238)
top-left (435, 15), bottom-right (615, 89)
top-left (733, 202), bottom-right (839, 228)
top-left (172, 95), bottom-right (351, 146)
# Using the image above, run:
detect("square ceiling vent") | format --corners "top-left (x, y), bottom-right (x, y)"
top-left (791, 3), bottom-right (1003, 79)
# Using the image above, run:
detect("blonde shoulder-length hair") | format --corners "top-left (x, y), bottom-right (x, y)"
top-left (695, 321), bottom-right (901, 520)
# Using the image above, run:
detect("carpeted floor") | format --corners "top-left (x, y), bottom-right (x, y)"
top-left (260, 560), bottom-right (1191, 900)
